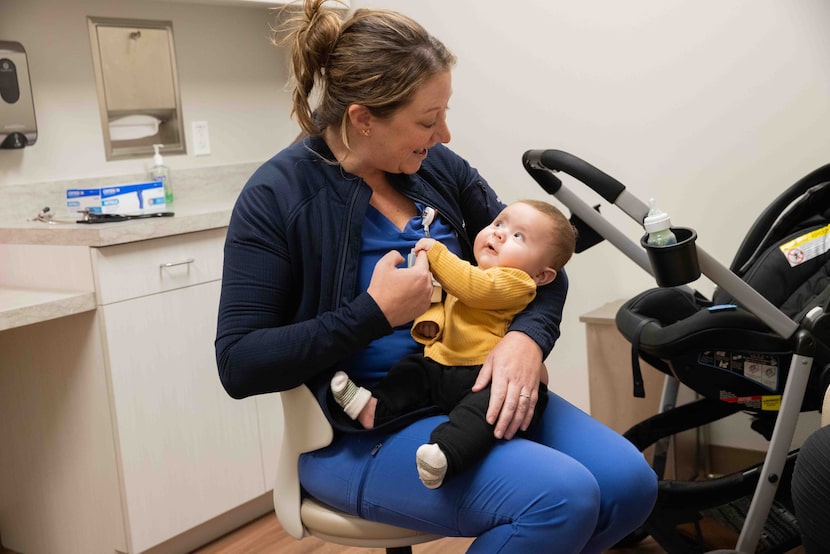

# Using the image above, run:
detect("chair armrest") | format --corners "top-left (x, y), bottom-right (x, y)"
top-left (274, 384), bottom-right (335, 539)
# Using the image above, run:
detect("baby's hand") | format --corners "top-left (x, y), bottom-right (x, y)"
top-left (414, 320), bottom-right (439, 338)
top-left (414, 238), bottom-right (436, 253)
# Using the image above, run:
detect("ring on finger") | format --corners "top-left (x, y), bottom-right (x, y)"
top-left (519, 392), bottom-right (532, 399)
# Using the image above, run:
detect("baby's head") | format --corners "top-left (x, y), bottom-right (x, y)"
top-left (473, 200), bottom-right (576, 286)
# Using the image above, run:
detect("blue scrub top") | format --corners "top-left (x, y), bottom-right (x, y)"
top-left (343, 202), bottom-right (461, 387)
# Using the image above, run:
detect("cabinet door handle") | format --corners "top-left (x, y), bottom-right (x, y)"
top-left (160, 258), bottom-right (195, 269)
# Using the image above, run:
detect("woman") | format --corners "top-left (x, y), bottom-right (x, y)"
top-left (792, 424), bottom-right (830, 553)
top-left (215, 1), bottom-right (657, 551)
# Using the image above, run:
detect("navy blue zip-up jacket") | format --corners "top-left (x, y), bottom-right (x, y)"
top-left (215, 136), bottom-right (568, 432)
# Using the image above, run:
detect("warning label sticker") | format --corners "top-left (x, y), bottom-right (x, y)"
top-left (779, 223), bottom-right (830, 267)
top-left (719, 392), bottom-right (782, 411)
top-left (698, 350), bottom-right (781, 391)
top-left (742, 357), bottom-right (779, 389)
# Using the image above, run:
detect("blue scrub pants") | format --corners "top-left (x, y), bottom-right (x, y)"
top-left (299, 390), bottom-right (658, 553)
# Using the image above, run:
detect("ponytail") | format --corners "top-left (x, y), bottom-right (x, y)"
top-left (276, 0), bottom-right (343, 136)
top-left (276, 0), bottom-right (455, 145)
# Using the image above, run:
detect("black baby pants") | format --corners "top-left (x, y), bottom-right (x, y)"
top-left (371, 353), bottom-right (548, 480)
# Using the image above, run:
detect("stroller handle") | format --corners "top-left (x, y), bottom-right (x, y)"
top-left (524, 147), bottom-right (799, 341)
top-left (523, 149), bottom-right (627, 203)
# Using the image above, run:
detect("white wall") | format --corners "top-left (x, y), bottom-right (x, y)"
top-left (3, 0), bottom-right (829, 441)
top-left (0, 0), bottom-right (297, 186)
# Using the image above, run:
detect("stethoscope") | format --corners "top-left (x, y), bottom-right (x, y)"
top-left (30, 206), bottom-right (174, 224)
top-left (30, 206), bottom-right (76, 224)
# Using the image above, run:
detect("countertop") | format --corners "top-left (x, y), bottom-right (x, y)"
top-left (1, 163), bottom-right (252, 330)
top-left (0, 193), bottom-right (237, 330)
top-left (0, 194), bottom-right (238, 247)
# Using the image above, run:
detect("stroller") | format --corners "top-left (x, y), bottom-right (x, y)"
top-left (523, 149), bottom-right (830, 554)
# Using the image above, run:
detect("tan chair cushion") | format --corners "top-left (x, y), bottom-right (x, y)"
top-left (301, 497), bottom-right (443, 548)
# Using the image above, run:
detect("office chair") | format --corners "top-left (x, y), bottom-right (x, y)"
top-left (273, 384), bottom-right (443, 553)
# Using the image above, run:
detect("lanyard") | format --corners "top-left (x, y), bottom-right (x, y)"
top-left (409, 206), bottom-right (442, 302)
top-left (421, 206), bottom-right (436, 237)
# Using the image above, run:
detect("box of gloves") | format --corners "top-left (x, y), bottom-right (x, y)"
top-left (65, 187), bottom-right (102, 214)
top-left (100, 180), bottom-right (165, 214)
top-left (67, 180), bottom-right (165, 215)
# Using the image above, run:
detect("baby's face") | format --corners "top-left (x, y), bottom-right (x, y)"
top-left (473, 203), bottom-right (555, 282)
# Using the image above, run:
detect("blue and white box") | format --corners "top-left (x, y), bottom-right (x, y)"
top-left (66, 187), bottom-right (102, 214)
top-left (100, 181), bottom-right (165, 214)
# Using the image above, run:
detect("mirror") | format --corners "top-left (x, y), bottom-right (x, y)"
top-left (88, 17), bottom-right (186, 161)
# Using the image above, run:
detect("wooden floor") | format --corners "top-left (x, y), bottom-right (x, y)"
top-left (193, 513), bottom-right (476, 554)
top-left (1, 511), bottom-right (806, 554)
top-left (190, 512), bottom-right (804, 554)
top-left (192, 512), bottom-right (665, 553)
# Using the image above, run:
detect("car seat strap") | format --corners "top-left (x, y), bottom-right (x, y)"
top-left (630, 318), bottom-right (654, 398)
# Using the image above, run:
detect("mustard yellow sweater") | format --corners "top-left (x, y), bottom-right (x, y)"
top-left (411, 242), bottom-right (537, 366)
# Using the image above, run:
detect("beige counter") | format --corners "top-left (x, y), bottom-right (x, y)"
top-left (0, 163), bottom-right (252, 331)
top-left (0, 193), bottom-right (237, 247)
top-left (0, 196), bottom-right (235, 330)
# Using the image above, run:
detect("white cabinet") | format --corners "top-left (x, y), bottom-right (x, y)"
top-left (91, 228), bottom-right (225, 305)
top-left (93, 229), bottom-right (270, 553)
top-left (101, 284), bottom-right (264, 552)
top-left (0, 229), bottom-right (281, 554)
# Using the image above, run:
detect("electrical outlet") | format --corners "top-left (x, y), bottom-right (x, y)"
top-left (192, 121), bottom-right (211, 156)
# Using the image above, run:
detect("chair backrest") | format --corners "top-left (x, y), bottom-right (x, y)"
top-left (824, 386), bottom-right (830, 427)
top-left (273, 384), bottom-right (334, 540)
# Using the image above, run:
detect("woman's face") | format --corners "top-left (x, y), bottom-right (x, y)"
top-left (367, 71), bottom-right (452, 175)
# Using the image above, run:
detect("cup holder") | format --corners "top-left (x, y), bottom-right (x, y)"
top-left (640, 227), bottom-right (700, 287)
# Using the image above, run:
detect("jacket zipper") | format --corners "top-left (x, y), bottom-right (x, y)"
top-left (334, 186), bottom-right (364, 305)
top-left (475, 179), bottom-right (491, 211)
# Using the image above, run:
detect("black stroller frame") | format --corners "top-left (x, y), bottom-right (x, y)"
top-left (523, 149), bottom-right (830, 553)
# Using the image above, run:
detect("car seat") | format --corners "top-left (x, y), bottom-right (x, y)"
top-left (523, 149), bottom-right (830, 554)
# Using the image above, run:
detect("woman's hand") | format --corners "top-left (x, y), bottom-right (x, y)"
top-left (472, 331), bottom-right (545, 440)
top-left (367, 250), bottom-right (434, 327)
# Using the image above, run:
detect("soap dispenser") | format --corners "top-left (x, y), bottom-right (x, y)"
top-left (151, 144), bottom-right (173, 206)
top-left (0, 41), bottom-right (38, 148)
top-left (644, 198), bottom-right (677, 246)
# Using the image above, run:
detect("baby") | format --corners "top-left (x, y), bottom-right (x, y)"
top-left (332, 199), bottom-right (577, 488)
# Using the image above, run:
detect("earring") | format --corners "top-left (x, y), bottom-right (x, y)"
top-left (361, 128), bottom-right (371, 137)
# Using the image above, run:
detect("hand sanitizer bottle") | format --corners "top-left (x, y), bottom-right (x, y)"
top-left (644, 198), bottom-right (677, 246)
top-left (151, 144), bottom-right (174, 207)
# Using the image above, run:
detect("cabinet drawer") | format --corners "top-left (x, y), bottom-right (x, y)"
top-left (92, 228), bottom-right (226, 305)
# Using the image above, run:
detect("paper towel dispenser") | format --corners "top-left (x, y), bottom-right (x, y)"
top-left (0, 41), bottom-right (37, 149)
top-left (87, 17), bottom-right (185, 161)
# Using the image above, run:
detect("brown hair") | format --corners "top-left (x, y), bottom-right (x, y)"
top-left (277, 0), bottom-right (456, 148)
top-left (518, 199), bottom-right (577, 271)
